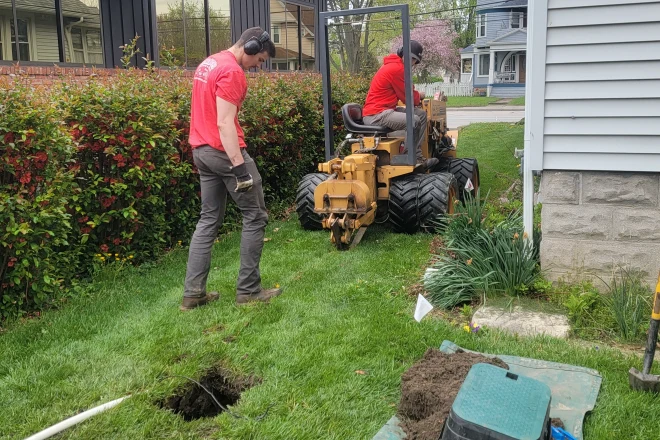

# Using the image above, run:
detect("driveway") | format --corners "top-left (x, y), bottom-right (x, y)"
top-left (447, 105), bottom-right (525, 130)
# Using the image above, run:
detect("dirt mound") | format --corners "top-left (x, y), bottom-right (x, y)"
top-left (398, 348), bottom-right (508, 440)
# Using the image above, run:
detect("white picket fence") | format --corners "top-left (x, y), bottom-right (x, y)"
top-left (415, 82), bottom-right (472, 97)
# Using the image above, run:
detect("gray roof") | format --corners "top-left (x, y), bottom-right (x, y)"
top-left (477, 0), bottom-right (527, 10)
top-left (460, 44), bottom-right (475, 54)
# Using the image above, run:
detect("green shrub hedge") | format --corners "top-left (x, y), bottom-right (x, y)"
top-left (0, 70), bottom-right (370, 318)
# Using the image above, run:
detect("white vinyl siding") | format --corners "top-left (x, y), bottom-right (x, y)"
top-left (527, 0), bottom-right (660, 172)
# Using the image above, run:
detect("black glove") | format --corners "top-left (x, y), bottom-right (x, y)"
top-left (231, 163), bottom-right (254, 192)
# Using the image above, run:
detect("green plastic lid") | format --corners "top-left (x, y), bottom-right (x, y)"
top-left (452, 363), bottom-right (552, 440)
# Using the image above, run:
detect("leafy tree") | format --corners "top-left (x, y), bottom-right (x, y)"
top-left (156, 0), bottom-right (231, 67)
top-left (391, 20), bottom-right (460, 83)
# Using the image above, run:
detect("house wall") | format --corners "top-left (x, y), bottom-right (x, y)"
top-left (34, 14), bottom-right (59, 62)
top-left (100, 0), bottom-right (156, 69)
top-left (528, 0), bottom-right (660, 287)
top-left (540, 170), bottom-right (660, 288)
top-left (476, 9), bottom-right (526, 47)
top-left (528, 0), bottom-right (660, 172)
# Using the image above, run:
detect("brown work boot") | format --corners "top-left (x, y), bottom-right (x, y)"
top-left (179, 292), bottom-right (220, 311)
top-left (236, 288), bottom-right (282, 305)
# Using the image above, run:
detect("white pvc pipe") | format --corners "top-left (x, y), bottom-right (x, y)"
top-left (25, 396), bottom-right (129, 440)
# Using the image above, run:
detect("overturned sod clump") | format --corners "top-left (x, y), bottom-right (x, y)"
top-left (160, 366), bottom-right (258, 421)
top-left (398, 349), bottom-right (508, 440)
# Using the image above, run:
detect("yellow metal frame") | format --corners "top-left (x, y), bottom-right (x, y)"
top-left (313, 98), bottom-right (458, 248)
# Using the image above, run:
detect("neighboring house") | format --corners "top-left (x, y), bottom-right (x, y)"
top-left (0, 0), bottom-right (102, 64)
top-left (270, 0), bottom-right (316, 71)
top-left (460, 0), bottom-right (527, 97)
top-left (0, 0), bottom-right (323, 70)
top-left (526, 0), bottom-right (660, 288)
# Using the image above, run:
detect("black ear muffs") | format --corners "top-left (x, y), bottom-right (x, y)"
top-left (244, 31), bottom-right (270, 56)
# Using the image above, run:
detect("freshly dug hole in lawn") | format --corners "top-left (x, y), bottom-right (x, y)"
top-left (398, 349), bottom-right (508, 440)
top-left (160, 366), bottom-right (259, 421)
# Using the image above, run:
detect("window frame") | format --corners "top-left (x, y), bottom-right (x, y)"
top-left (502, 54), bottom-right (516, 73)
top-left (461, 58), bottom-right (472, 74)
top-left (510, 12), bottom-right (526, 29)
top-left (478, 54), bottom-right (490, 77)
top-left (476, 13), bottom-right (486, 38)
top-left (3, 16), bottom-right (33, 62)
top-left (272, 24), bottom-right (281, 44)
top-left (68, 26), bottom-right (103, 65)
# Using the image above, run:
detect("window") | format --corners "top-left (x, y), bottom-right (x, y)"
top-left (511, 12), bottom-right (527, 29)
top-left (461, 58), bottom-right (472, 74)
top-left (270, 1), bottom-right (316, 72)
top-left (502, 55), bottom-right (516, 73)
top-left (11, 18), bottom-right (31, 61)
top-left (156, 0), bottom-right (232, 68)
top-left (272, 24), bottom-right (281, 44)
top-left (62, 0), bottom-right (103, 64)
top-left (68, 28), bottom-right (103, 64)
top-left (477, 13), bottom-right (486, 38)
top-left (478, 54), bottom-right (490, 76)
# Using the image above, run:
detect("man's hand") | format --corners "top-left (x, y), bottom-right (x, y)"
top-left (231, 163), bottom-right (254, 192)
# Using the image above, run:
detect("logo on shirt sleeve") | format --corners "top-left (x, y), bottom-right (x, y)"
top-left (194, 57), bottom-right (218, 83)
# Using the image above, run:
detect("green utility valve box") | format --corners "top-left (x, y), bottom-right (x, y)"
top-left (441, 363), bottom-right (552, 440)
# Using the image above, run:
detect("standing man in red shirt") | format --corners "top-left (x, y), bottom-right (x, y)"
top-left (362, 40), bottom-right (438, 170)
top-left (181, 27), bottom-right (281, 311)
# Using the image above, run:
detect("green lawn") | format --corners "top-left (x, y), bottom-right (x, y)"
top-left (2, 124), bottom-right (660, 439)
top-left (509, 96), bottom-right (526, 106)
top-left (457, 122), bottom-right (522, 196)
top-left (446, 96), bottom-right (499, 107)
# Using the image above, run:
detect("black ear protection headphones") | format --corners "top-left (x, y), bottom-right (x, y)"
top-left (244, 31), bottom-right (271, 56)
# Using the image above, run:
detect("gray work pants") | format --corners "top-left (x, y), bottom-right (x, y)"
top-left (183, 146), bottom-right (268, 298)
top-left (363, 107), bottom-right (427, 161)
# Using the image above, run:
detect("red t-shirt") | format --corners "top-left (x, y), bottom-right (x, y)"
top-left (189, 51), bottom-right (248, 150)
top-left (362, 54), bottom-right (421, 117)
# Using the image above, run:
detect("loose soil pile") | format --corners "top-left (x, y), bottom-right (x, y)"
top-left (398, 349), bottom-right (509, 440)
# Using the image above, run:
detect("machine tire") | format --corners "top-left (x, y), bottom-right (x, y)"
top-left (388, 174), bottom-right (421, 234)
top-left (388, 172), bottom-right (458, 234)
top-left (417, 172), bottom-right (458, 232)
top-left (296, 173), bottom-right (329, 230)
top-left (446, 158), bottom-right (479, 202)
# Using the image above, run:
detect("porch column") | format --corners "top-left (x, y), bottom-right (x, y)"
top-left (487, 50), bottom-right (495, 97)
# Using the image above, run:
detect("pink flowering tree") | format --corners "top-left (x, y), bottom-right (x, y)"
top-left (391, 20), bottom-right (460, 83)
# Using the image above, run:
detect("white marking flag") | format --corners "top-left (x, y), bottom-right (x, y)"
top-left (414, 294), bottom-right (434, 322)
top-left (465, 178), bottom-right (474, 191)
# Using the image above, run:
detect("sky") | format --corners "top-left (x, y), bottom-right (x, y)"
top-left (154, 0), bottom-right (231, 14)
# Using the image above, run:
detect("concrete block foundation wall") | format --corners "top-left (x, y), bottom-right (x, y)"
top-left (540, 170), bottom-right (660, 288)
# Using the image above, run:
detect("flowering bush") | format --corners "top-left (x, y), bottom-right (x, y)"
top-left (0, 79), bottom-right (77, 318)
top-left (57, 72), bottom-right (194, 264)
top-left (0, 70), bottom-right (370, 318)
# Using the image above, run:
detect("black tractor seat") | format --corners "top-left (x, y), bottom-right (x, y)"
top-left (341, 104), bottom-right (390, 136)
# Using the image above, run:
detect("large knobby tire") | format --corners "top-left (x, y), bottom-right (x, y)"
top-left (388, 172), bottom-right (458, 234)
top-left (296, 173), bottom-right (329, 230)
top-left (388, 174), bottom-right (421, 234)
top-left (417, 173), bottom-right (458, 232)
top-left (446, 158), bottom-right (479, 202)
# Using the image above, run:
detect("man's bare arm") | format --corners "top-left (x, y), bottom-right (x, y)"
top-left (216, 96), bottom-right (244, 166)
